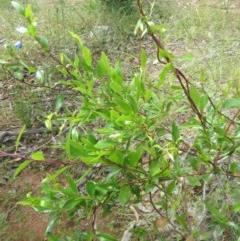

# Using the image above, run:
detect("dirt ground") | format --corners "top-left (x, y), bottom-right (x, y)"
top-left (0, 168), bottom-right (48, 241)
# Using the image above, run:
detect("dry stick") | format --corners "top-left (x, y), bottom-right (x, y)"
top-left (137, 0), bottom-right (206, 128)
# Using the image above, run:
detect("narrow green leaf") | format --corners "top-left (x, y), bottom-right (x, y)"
top-left (206, 203), bottom-right (228, 223)
top-left (13, 160), bottom-right (31, 178)
top-left (31, 151), bottom-right (45, 161)
top-left (149, 160), bottom-right (161, 177)
top-left (158, 62), bottom-right (173, 87)
top-left (128, 146), bottom-right (144, 167)
top-left (69, 31), bottom-right (83, 47)
top-left (172, 121), bottom-right (180, 143)
top-left (82, 46), bottom-right (92, 67)
top-left (24, 4), bottom-right (32, 21)
top-left (114, 98), bottom-right (132, 114)
top-left (128, 95), bottom-right (138, 114)
top-left (12, 1), bottom-right (25, 16)
top-left (141, 50), bottom-right (147, 70)
top-left (232, 202), bottom-right (240, 212)
top-left (187, 176), bottom-right (201, 186)
top-left (108, 149), bottom-right (124, 165)
top-left (68, 175), bottom-right (78, 194)
top-left (97, 232), bottom-right (118, 241)
top-left (134, 19), bottom-right (144, 35)
top-left (109, 81), bottom-right (122, 95)
top-left (97, 52), bottom-right (111, 77)
top-left (46, 213), bottom-right (60, 234)
top-left (119, 186), bottom-right (131, 205)
top-left (15, 124), bottom-right (26, 151)
top-left (94, 140), bottom-right (115, 150)
top-left (62, 199), bottom-right (82, 210)
top-left (223, 98), bottom-right (240, 109)
top-left (199, 95), bottom-right (208, 114)
top-left (158, 49), bottom-right (174, 60)
top-left (55, 94), bottom-right (64, 112)
top-left (189, 85), bottom-right (201, 106)
top-left (86, 181), bottom-right (96, 197)
top-left (166, 180), bottom-right (176, 194)
top-left (28, 23), bottom-right (37, 37)
top-left (37, 37), bottom-right (49, 51)
top-left (42, 166), bottom-right (69, 183)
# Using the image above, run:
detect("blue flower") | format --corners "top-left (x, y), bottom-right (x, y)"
top-left (14, 41), bottom-right (22, 49)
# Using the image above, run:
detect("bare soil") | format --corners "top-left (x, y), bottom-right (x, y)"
top-left (0, 168), bottom-right (48, 241)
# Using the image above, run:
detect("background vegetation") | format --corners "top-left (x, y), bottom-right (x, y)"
top-left (1, 0), bottom-right (240, 240)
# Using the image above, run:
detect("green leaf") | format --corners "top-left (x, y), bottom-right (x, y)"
top-left (24, 4), bottom-right (32, 21)
top-left (82, 46), bottom-right (92, 67)
top-left (69, 31), bottom-right (83, 47)
top-left (187, 176), bottom-right (201, 186)
top-left (109, 81), bottom-right (122, 95)
top-left (141, 50), bottom-right (147, 70)
top-left (114, 98), bottom-right (132, 114)
top-left (172, 121), bottom-right (180, 143)
top-left (223, 98), bottom-right (240, 109)
top-left (149, 23), bottom-right (166, 35)
top-left (97, 52), bottom-right (111, 77)
top-left (45, 112), bottom-right (55, 131)
top-left (43, 166), bottom-right (69, 183)
top-left (205, 203), bottom-right (228, 223)
top-left (13, 160), bottom-right (31, 178)
top-left (86, 181), bottom-right (96, 197)
top-left (108, 149), bottom-right (124, 165)
top-left (31, 151), bottom-right (45, 161)
top-left (96, 232), bottom-right (118, 241)
top-left (232, 202), bottom-right (240, 212)
top-left (62, 198), bottom-right (82, 210)
top-left (189, 85), bottom-right (201, 106)
top-left (149, 160), bottom-right (161, 177)
top-left (128, 95), bottom-right (138, 114)
top-left (119, 186), bottom-right (131, 205)
top-left (46, 213), bottom-right (60, 234)
top-left (15, 124), bottom-right (26, 151)
top-left (158, 49), bottom-right (174, 60)
top-left (128, 146), bottom-right (144, 167)
top-left (134, 19), bottom-right (144, 35)
top-left (28, 23), bottom-right (37, 37)
top-left (55, 94), bottom-right (64, 112)
top-left (158, 62), bottom-right (173, 87)
top-left (68, 175), bottom-right (78, 194)
top-left (37, 37), bottom-right (49, 51)
top-left (12, 1), bottom-right (25, 16)
top-left (94, 140), bottom-right (115, 150)
top-left (199, 95), bottom-right (208, 114)
top-left (71, 127), bottom-right (79, 141)
top-left (166, 181), bottom-right (176, 194)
